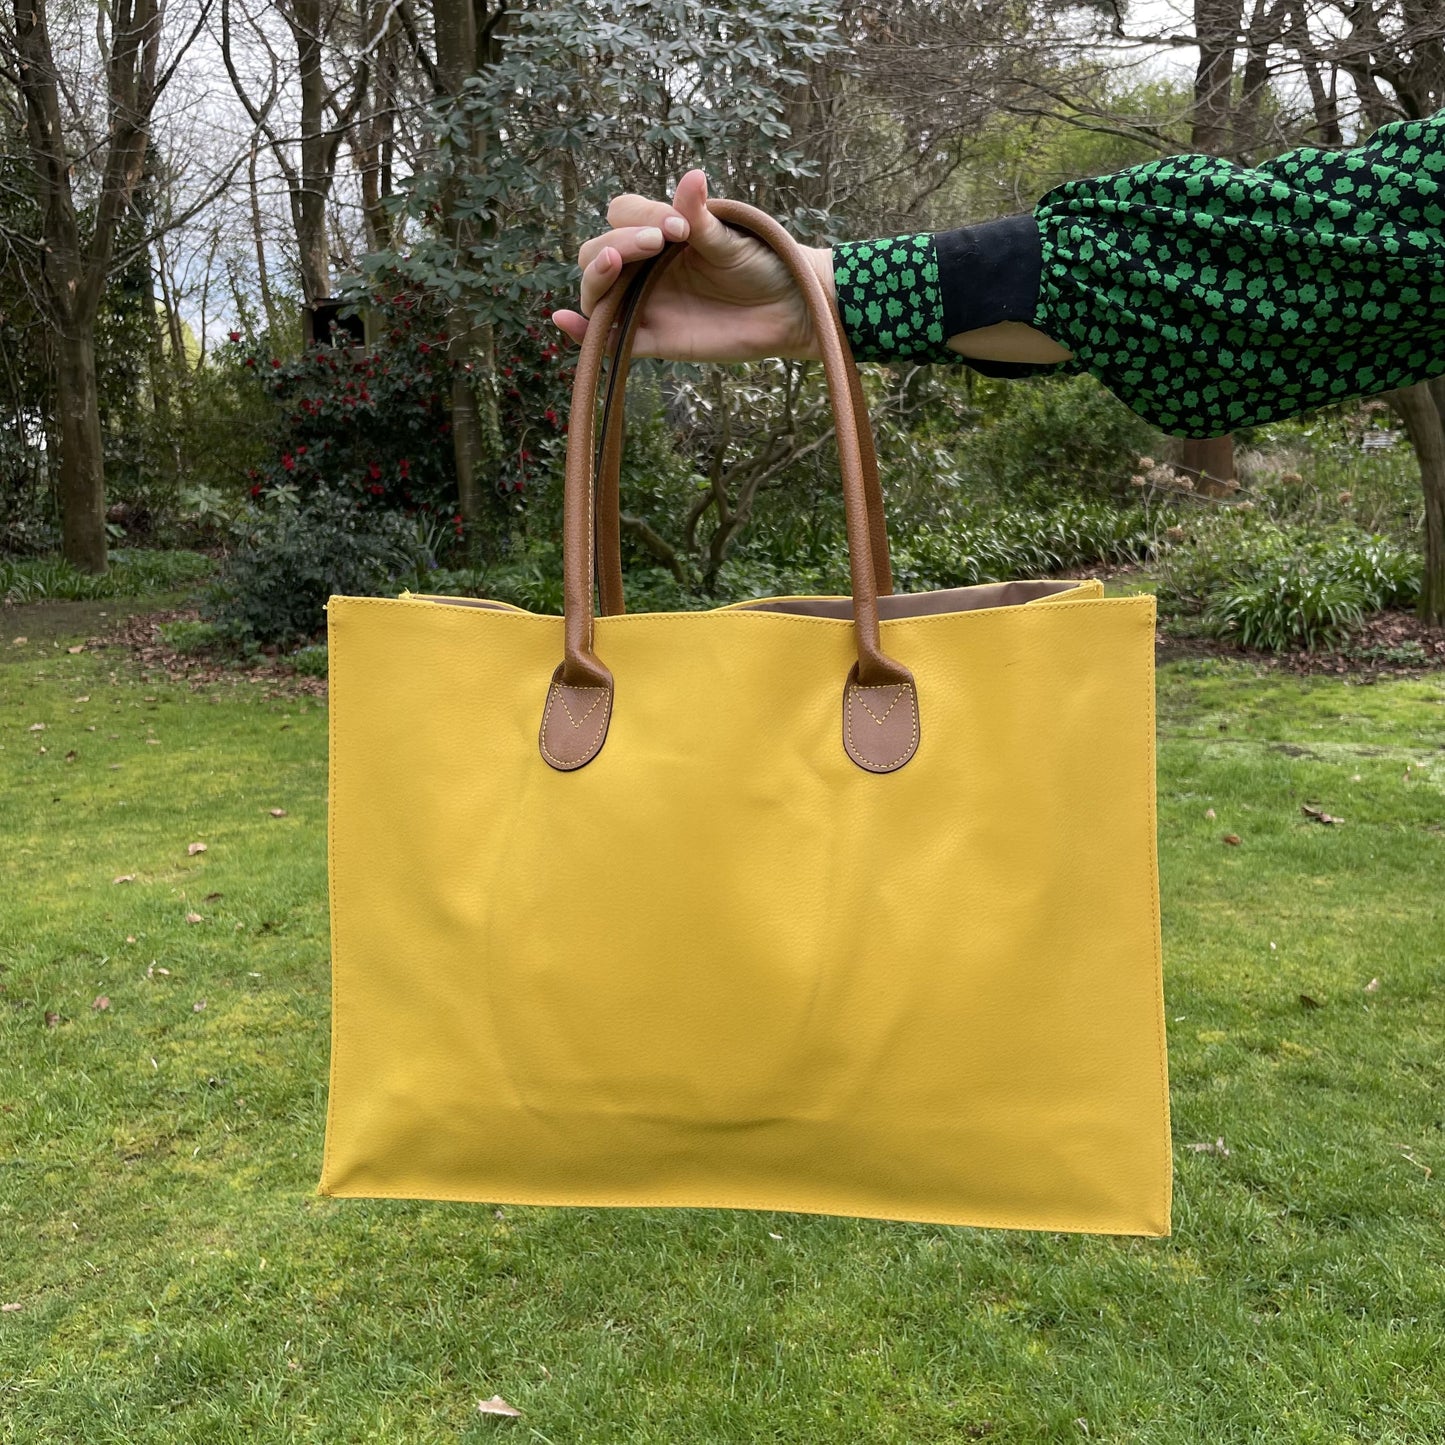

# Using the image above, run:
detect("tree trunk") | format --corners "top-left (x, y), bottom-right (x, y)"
top-left (1184, 0), bottom-right (1243, 483)
top-left (55, 327), bottom-right (109, 573)
top-left (293, 0), bottom-right (332, 305)
top-left (1392, 382), bottom-right (1445, 624)
top-left (434, 0), bottom-right (505, 552)
top-left (1180, 434), bottom-right (1237, 485)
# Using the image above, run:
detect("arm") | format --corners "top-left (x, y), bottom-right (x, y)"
top-left (832, 111), bottom-right (1445, 433)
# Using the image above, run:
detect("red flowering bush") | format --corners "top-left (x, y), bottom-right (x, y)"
top-left (242, 295), bottom-right (457, 525)
top-left (239, 286), bottom-right (575, 553)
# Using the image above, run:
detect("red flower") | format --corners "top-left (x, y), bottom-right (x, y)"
top-left (244, 358), bottom-right (256, 369)
top-left (367, 461), bottom-right (381, 481)
top-left (228, 330), bottom-right (242, 342)
top-left (419, 342), bottom-right (431, 355)
top-left (297, 445), bottom-right (307, 456)
top-left (369, 483), bottom-right (384, 495)
top-left (399, 458), bottom-right (411, 478)
top-left (250, 484), bottom-right (262, 498)
top-left (544, 408), bottom-right (559, 425)
top-left (281, 453), bottom-right (296, 471)
top-left (270, 358), bottom-right (281, 369)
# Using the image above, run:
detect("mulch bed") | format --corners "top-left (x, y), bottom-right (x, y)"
top-left (1157, 608), bottom-right (1445, 680)
top-left (79, 608), bottom-right (329, 700)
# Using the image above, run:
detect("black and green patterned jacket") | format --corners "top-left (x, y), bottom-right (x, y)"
top-left (832, 115), bottom-right (1445, 437)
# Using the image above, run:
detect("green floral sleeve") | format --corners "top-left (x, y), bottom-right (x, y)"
top-left (832, 114), bottom-right (1445, 435)
top-left (1037, 114), bottom-right (1445, 433)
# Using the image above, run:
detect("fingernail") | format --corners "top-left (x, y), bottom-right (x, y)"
top-left (664, 216), bottom-right (687, 240)
top-left (638, 227), bottom-right (663, 248)
top-left (598, 248), bottom-right (615, 270)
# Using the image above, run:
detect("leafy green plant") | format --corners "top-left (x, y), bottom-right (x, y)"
top-left (0, 549), bottom-right (212, 603)
top-left (1205, 567), bottom-right (1370, 651)
top-left (1157, 513), bottom-right (1422, 650)
top-left (889, 500), bottom-right (1162, 592)
top-left (289, 644), bottom-right (329, 677)
top-left (208, 491), bottom-right (417, 647)
top-left (157, 619), bottom-right (225, 655)
top-left (1324, 532), bottom-right (1421, 609)
top-left (955, 372), bottom-right (1162, 502)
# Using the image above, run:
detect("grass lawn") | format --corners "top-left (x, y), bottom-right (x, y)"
top-left (1, 607), bottom-right (1442, 1444)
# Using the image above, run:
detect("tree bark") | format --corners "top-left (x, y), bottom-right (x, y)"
top-left (1391, 382), bottom-right (1445, 624)
top-left (292, 0), bottom-right (332, 304)
top-left (55, 327), bottom-right (109, 572)
top-left (1182, 0), bottom-right (1243, 484)
top-left (8, 0), bottom-right (166, 571)
top-left (433, 0), bottom-right (505, 552)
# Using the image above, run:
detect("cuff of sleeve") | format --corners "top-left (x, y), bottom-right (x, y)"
top-left (934, 213), bottom-right (1044, 336)
top-left (832, 234), bottom-right (959, 363)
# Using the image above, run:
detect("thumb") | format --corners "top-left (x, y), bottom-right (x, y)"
top-left (671, 169), bottom-right (740, 264)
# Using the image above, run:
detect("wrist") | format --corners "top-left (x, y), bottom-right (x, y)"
top-left (808, 246), bottom-right (836, 303)
top-left (831, 234), bottom-right (958, 363)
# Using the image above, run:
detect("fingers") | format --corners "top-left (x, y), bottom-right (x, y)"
top-left (572, 226), bottom-right (667, 317)
top-left (556, 170), bottom-right (731, 343)
top-left (668, 169), bottom-right (738, 266)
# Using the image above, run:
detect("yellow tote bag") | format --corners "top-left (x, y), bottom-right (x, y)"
top-left (321, 201), bottom-right (1171, 1236)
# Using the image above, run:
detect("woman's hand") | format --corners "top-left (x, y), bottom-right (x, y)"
top-left (551, 169), bottom-right (833, 363)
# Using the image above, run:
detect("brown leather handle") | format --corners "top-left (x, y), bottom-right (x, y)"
top-left (593, 238), bottom-right (895, 617)
top-left (540, 197), bottom-right (919, 774)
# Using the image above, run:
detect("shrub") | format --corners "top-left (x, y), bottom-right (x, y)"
top-left (290, 644), bottom-right (330, 677)
top-left (956, 373), bottom-right (1162, 502)
top-left (1159, 513), bottom-right (1422, 650)
top-left (208, 490), bottom-right (417, 647)
top-left (1205, 568), bottom-right (1370, 652)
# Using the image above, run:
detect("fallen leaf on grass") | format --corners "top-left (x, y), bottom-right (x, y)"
top-left (92, 996), bottom-right (110, 1011)
top-left (268, 808), bottom-right (288, 818)
top-left (1204, 808), bottom-right (1216, 820)
top-left (1298, 993), bottom-right (1322, 1010)
top-left (27, 723), bottom-right (44, 732)
top-left (113, 874), bottom-right (136, 885)
top-left (1365, 977), bottom-right (1381, 993)
top-left (67, 645), bottom-right (84, 654)
top-left (1187, 1138), bottom-right (1231, 1157)
top-left (1, 1302), bottom-right (20, 1312)
top-left (477, 1396), bottom-right (522, 1418)
top-left (203, 892), bottom-right (222, 902)
top-left (44, 1011), bottom-right (59, 1029)
top-left (125, 935), bottom-right (136, 943)
top-left (187, 842), bottom-right (207, 856)
top-left (185, 913), bottom-right (203, 924)
top-left (1222, 834), bottom-right (1241, 846)
top-left (1301, 805), bottom-right (1344, 825)
top-left (192, 1000), bottom-right (207, 1012)
top-left (11, 637), bottom-right (27, 646)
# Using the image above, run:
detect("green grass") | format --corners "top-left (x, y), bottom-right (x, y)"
top-left (1, 609), bottom-right (1443, 1443)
